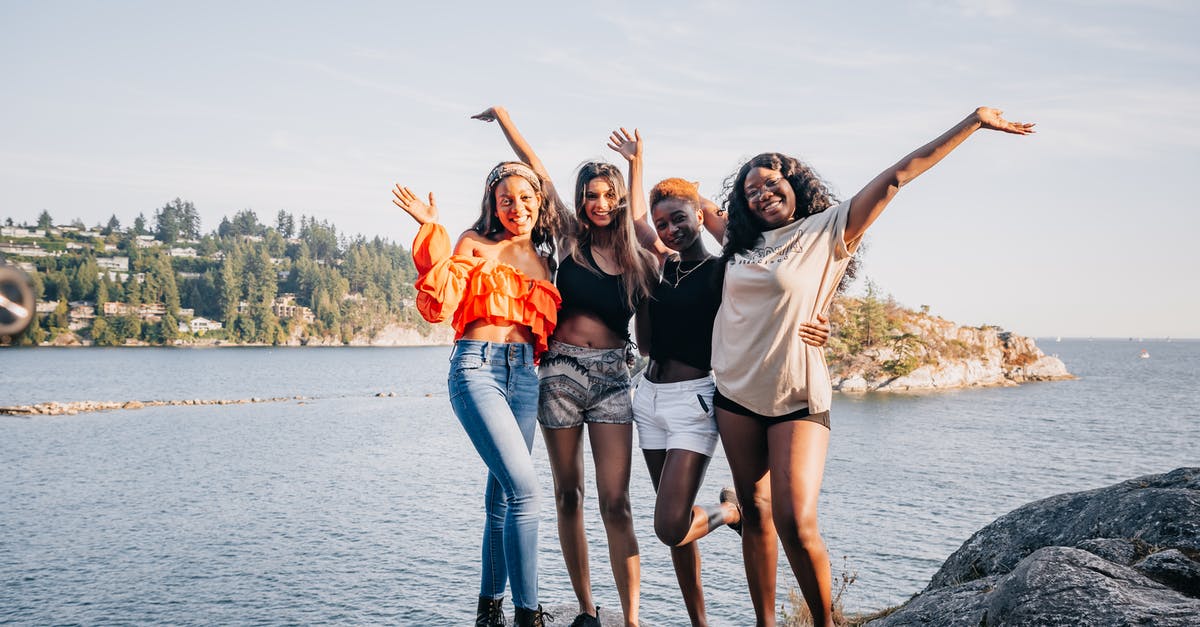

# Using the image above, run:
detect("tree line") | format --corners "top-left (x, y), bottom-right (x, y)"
top-left (10, 200), bottom-right (423, 346)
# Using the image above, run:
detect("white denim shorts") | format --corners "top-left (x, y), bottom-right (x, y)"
top-left (631, 373), bottom-right (718, 456)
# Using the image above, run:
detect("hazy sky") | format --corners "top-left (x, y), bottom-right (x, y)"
top-left (3, 1), bottom-right (1197, 338)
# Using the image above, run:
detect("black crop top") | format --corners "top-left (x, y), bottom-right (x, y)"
top-left (648, 257), bottom-right (722, 371)
top-left (557, 246), bottom-right (637, 337)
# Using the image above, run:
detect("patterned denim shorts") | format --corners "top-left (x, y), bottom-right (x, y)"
top-left (537, 340), bottom-right (633, 428)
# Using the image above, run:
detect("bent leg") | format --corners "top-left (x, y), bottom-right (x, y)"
top-left (656, 450), bottom-right (724, 546)
top-left (647, 448), bottom-right (717, 626)
top-left (716, 408), bottom-right (776, 626)
top-left (590, 422), bottom-right (640, 626)
top-left (768, 420), bottom-right (832, 627)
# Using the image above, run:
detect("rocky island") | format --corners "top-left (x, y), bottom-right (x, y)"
top-left (826, 293), bottom-right (1072, 392)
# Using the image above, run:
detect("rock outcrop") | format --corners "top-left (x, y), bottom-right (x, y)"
top-left (867, 468), bottom-right (1200, 626)
top-left (829, 303), bottom-right (1073, 392)
top-left (0, 396), bottom-right (304, 416)
top-left (285, 322), bottom-right (453, 347)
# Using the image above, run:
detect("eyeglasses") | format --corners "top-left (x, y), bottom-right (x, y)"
top-left (744, 177), bottom-right (783, 203)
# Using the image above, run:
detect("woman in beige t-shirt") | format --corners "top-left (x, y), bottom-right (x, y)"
top-left (712, 107), bottom-right (1035, 626)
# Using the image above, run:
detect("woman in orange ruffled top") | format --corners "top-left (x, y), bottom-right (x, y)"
top-left (392, 161), bottom-right (561, 627)
top-left (473, 106), bottom-right (661, 627)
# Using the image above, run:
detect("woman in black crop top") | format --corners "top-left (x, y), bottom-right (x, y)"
top-left (630, 178), bottom-right (831, 626)
top-left (475, 106), bottom-right (659, 627)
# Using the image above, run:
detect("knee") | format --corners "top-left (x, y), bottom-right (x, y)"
top-left (508, 484), bottom-right (540, 512)
top-left (741, 491), bottom-right (773, 531)
top-left (554, 484), bottom-right (585, 514)
top-left (493, 475), bottom-right (539, 515)
top-left (598, 493), bottom-right (632, 527)
top-left (652, 504), bottom-right (691, 542)
top-left (653, 511), bottom-right (689, 547)
top-left (774, 506), bottom-right (822, 547)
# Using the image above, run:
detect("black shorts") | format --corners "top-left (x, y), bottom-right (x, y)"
top-left (713, 389), bottom-right (830, 429)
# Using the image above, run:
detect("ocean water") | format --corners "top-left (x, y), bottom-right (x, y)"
top-left (1, 340), bottom-right (1197, 624)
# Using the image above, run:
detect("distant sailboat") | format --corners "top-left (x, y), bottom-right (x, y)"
top-left (1140, 349), bottom-right (1150, 359)
top-left (1055, 336), bottom-right (1062, 342)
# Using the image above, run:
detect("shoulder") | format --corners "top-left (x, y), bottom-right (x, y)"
top-left (454, 230), bottom-right (490, 256)
top-left (800, 200), bottom-right (851, 229)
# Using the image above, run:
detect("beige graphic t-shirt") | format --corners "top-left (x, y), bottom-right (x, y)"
top-left (712, 200), bottom-right (857, 417)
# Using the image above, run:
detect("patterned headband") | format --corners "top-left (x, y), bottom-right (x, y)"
top-left (486, 162), bottom-right (542, 193)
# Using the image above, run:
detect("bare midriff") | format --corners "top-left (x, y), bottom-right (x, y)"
top-left (553, 311), bottom-right (626, 349)
top-left (461, 319), bottom-right (537, 346)
top-left (645, 358), bottom-right (709, 384)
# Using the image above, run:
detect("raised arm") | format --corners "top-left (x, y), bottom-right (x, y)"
top-left (845, 107), bottom-right (1035, 248)
top-left (699, 196), bottom-right (726, 244)
top-left (472, 106), bottom-right (568, 217)
top-left (608, 127), bottom-right (670, 258)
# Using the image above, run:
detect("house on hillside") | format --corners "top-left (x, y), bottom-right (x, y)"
top-left (0, 226), bottom-right (45, 238)
top-left (179, 317), bottom-right (223, 334)
top-left (68, 303), bottom-right (96, 330)
top-left (0, 242), bottom-right (55, 258)
top-left (97, 256), bottom-right (131, 282)
top-left (97, 256), bottom-right (129, 271)
top-left (103, 302), bottom-right (166, 320)
top-left (272, 293), bottom-right (315, 323)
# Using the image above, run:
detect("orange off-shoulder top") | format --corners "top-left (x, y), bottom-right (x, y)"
top-left (412, 223), bottom-right (561, 357)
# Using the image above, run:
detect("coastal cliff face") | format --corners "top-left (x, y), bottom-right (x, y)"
top-left (827, 298), bottom-right (1072, 392)
top-left (867, 468), bottom-right (1200, 626)
top-left (287, 322), bottom-right (453, 347)
top-left (36, 321), bottom-right (454, 347)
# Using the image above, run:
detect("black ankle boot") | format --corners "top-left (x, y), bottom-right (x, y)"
top-left (514, 604), bottom-right (551, 627)
top-left (475, 596), bottom-right (506, 627)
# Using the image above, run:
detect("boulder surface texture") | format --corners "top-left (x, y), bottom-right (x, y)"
top-left (868, 467), bottom-right (1200, 626)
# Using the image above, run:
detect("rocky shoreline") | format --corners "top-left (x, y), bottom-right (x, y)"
top-left (24, 322), bottom-right (456, 348)
top-left (0, 396), bottom-right (306, 416)
top-left (867, 468), bottom-right (1200, 625)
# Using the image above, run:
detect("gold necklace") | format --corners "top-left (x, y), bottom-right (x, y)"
top-left (668, 256), bottom-right (710, 289)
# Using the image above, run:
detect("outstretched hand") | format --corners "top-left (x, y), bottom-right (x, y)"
top-left (607, 127), bottom-right (642, 162)
top-left (975, 107), bottom-right (1036, 135)
top-left (471, 106), bottom-right (504, 123)
top-left (799, 313), bottom-right (831, 347)
top-left (392, 185), bottom-right (438, 225)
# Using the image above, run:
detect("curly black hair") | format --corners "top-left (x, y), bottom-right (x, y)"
top-left (717, 152), bottom-right (860, 293)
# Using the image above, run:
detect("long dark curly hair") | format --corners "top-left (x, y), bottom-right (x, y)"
top-left (718, 152), bottom-right (860, 292)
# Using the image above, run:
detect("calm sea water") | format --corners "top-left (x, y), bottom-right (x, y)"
top-left (2, 340), bottom-right (1198, 625)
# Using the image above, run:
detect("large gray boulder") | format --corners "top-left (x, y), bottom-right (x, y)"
top-left (867, 468), bottom-right (1200, 626)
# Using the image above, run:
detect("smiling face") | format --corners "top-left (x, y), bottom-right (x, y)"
top-left (743, 166), bottom-right (796, 229)
top-left (583, 176), bottom-right (620, 228)
top-left (492, 176), bottom-right (541, 237)
top-left (651, 197), bottom-right (703, 253)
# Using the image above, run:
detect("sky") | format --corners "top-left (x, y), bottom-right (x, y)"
top-left (2, 1), bottom-right (1197, 338)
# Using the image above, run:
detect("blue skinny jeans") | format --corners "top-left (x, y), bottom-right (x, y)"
top-left (447, 340), bottom-right (541, 610)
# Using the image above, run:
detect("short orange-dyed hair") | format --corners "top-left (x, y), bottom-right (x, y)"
top-left (649, 177), bottom-right (701, 209)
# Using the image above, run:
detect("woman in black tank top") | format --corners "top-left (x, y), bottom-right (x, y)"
top-left (474, 106), bottom-right (659, 627)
